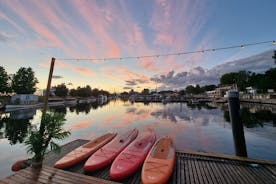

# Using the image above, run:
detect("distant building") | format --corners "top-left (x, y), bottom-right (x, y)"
top-left (268, 89), bottom-right (274, 93)
top-left (206, 90), bottom-right (216, 98)
top-left (42, 88), bottom-right (56, 96)
top-left (246, 87), bottom-right (257, 94)
top-left (215, 86), bottom-right (233, 98)
top-left (10, 94), bottom-right (38, 105)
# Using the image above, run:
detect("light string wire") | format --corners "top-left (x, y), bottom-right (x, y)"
top-left (57, 40), bottom-right (276, 62)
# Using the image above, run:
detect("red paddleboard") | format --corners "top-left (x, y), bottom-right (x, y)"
top-left (54, 132), bottom-right (117, 169)
top-left (84, 129), bottom-right (139, 172)
top-left (110, 131), bottom-right (156, 180)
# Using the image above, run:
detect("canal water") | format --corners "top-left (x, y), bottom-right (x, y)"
top-left (0, 100), bottom-right (276, 178)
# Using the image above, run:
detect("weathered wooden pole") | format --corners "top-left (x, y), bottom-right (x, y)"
top-left (228, 89), bottom-right (247, 157)
top-left (273, 50), bottom-right (276, 64)
top-left (43, 57), bottom-right (55, 113)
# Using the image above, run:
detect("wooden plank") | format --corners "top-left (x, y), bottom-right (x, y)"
top-left (207, 159), bottom-right (227, 184)
top-left (192, 157), bottom-right (204, 184)
top-left (196, 156), bottom-right (212, 184)
top-left (225, 162), bottom-right (256, 184)
top-left (265, 165), bottom-right (276, 176)
top-left (177, 150), bottom-right (276, 165)
top-left (42, 166), bottom-right (119, 184)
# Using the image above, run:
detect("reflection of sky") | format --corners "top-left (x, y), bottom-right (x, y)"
top-left (1, 101), bottom-right (276, 178)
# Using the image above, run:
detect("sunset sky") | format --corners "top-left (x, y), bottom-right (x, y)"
top-left (0, 0), bottom-right (275, 92)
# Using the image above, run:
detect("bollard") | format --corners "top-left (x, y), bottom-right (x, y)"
top-left (227, 90), bottom-right (248, 157)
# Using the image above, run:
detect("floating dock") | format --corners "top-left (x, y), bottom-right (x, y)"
top-left (1, 139), bottom-right (276, 184)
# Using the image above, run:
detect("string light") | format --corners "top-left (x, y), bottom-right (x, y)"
top-left (57, 40), bottom-right (275, 62)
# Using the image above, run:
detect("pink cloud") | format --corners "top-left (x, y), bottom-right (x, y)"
top-left (155, 33), bottom-right (174, 46)
top-left (73, 67), bottom-right (95, 76)
top-left (39, 60), bottom-right (95, 76)
top-left (70, 1), bottom-right (121, 58)
top-left (101, 66), bottom-right (150, 87)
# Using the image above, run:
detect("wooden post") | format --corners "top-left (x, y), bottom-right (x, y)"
top-left (228, 90), bottom-right (247, 157)
top-left (273, 50), bottom-right (276, 64)
top-left (43, 57), bottom-right (55, 113)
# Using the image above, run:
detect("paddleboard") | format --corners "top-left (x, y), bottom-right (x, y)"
top-left (110, 131), bottom-right (156, 180)
top-left (84, 128), bottom-right (138, 172)
top-left (141, 136), bottom-right (175, 184)
top-left (54, 132), bottom-right (117, 169)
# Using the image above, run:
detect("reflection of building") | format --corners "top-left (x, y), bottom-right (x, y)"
top-left (10, 94), bottom-right (38, 105)
top-left (9, 108), bottom-right (36, 120)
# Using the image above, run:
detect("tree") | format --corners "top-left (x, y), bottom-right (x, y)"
top-left (12, 67), bottom-right (38, 94)
top-left (25, 111), bottom-right (70, 164)
top-left (141, 88), bottom-right (150, 95)
top-left (69, 89), bottom-right (77, 96)
top-left (220, 71), bottom-right (250, 91)
top-left (54, 83), bottom-right (68, 97)
top-left (0, 66), bottom-right (10, 93)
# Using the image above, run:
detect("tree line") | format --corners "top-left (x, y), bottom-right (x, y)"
top-left (220, 68), bottom-right (276, 92)
top-left (54, 83), bottom-right (110, 97)
top-left (0, 66), bottom-right (38, 94)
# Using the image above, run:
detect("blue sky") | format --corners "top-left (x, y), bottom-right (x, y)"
top-left (0, 0), bottom-right (275, 91)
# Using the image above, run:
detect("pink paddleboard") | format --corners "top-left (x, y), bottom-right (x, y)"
top-left (110, 131), bottom-right (156, 180)
top-left (84, 128), bottom-right (138, 172)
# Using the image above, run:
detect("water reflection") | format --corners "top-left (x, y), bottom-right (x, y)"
top-left (223, 108), bottom-right (276, 128)
top-left (0, 109), bottom-right (35, 145)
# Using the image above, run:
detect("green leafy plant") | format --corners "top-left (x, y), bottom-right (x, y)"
top-left (25, 111), bottom-right (70, 164)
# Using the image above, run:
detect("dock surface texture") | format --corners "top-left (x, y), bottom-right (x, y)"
top-left (2, 139), bottom-right (276, 184)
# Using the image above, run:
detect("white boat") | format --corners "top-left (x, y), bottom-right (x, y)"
top-left (64, 98), bottom-right (77, 106)
top-left (5, 104), bottom-right (40, 111)
top-left (47, 98), bottom-right (65, 107)
top-left (78, 99), bottom-right (88, 104)
top-left (97, 95), bottom-right (107, 104)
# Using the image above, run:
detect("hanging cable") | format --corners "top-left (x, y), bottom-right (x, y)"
top-left (57, 40), bottom-right (276, 62)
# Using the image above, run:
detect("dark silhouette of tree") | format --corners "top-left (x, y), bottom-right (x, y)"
top-left (4, 117), bottom-right (31, 145)
top-left (220, 71), bottom-right (250, 91)
top-left (0, 66), bottom-right (10, 93)
top-left (12, 67), bottom-right (38, 94)
top-left (69, 89), bottom-right (77, 96)
top-left (54, 83), bottom-right (68, 97)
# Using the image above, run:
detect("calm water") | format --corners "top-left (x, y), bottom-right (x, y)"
top-left (0, 100), bottom-right (276, 178)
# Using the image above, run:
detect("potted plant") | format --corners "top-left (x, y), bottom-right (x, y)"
top-left (25, 110), bottom-right (70, 168)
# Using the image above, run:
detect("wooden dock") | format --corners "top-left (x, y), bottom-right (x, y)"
top-left (2, 139), bottom-right (276, 184)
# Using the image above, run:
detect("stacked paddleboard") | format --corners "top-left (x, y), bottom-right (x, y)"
top-left (52, 129), bottom-right (175, 184)
top-left (84, 128), bottom-right (139, 172)
top-left (110, 131), bottom-right (156, 180)
top-left (54, 132), bottom-right (116, 169)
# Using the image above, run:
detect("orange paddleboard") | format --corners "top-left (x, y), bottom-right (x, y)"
top-left (141, 136), bottom-right (175, 184)
top-left (54, 132), bottom-right (117, 169)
